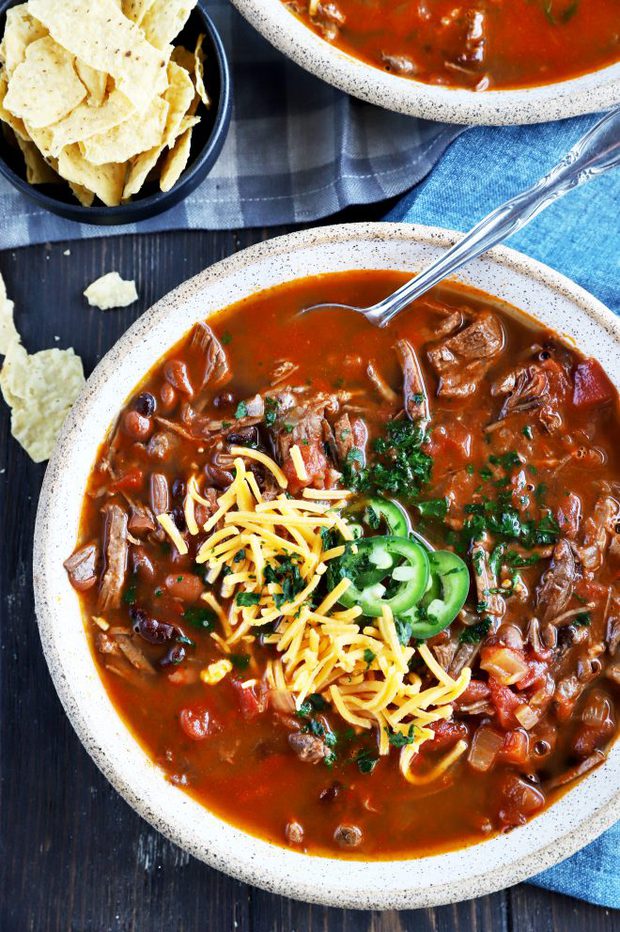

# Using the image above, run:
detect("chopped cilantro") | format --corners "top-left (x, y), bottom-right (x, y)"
top-left (122, 582), bottom-right (137, 605)
top-left (460, 618), bottom-right (492, 644)
top-left (574, 611), bottom-right (591, 627)
top-left (364, 648), bottom-right (376, 667)
top-left (388, 726), bottom-right (416, 748)
top-left (235, 400), bottom-right (248, 419)
top-left (356, 747), bottom-right (379, 774)
top-left (220, 331), bottom-right (232, 345)
top-left (233, 549), bottom-right (246, 563)
top-left (236, 591), bottom-right (260, 607)
top-left (489, 451), bottom-right (522, 471)
top-left (522, 425), bottom-right (534, 440)
top-left (182, 606), bottom-right (216, 630)
top-left (264, 396), bottom-right (278, 427)
top-left (416, 497), bottom-right (449, 519)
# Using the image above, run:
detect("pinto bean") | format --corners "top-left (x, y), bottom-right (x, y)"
top-left (150, 473), bottom-right (169, 515)
top-left (164, 360), bottom-right (193, 396)
top-left (165, 572), bottom-right (203, 602)
top-left (334, 824), bottom-right (363, 848)
top-left (159, 381), bottom-right (177, 412)
top-left (123, 410), bottom-right (152, 441)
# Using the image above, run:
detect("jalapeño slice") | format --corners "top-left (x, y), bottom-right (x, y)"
top-left (333, 535), bottom-right (430, 618)
top-left (398, 550), bottom-right (470, 639)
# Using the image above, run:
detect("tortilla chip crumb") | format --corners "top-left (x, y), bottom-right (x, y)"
top-left (84, 272), bottom-right (139, 310)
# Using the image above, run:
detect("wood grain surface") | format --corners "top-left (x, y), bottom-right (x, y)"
top-left (0, 228), bottom-right (616, 932)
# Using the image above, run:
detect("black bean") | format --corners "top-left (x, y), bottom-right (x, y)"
top-left (213, 392), bottom-right (235, 409)
top-left (160, 644), bottom-right (186, 667)
top-left (134, 392), bottom-right (156, 417)
top-left (171, 478), bottom-right (186, 500)
top-left (319, 781), bottom-right (342, 803)
top-left (226, 427), bottom-right (259, 447)
top-left (131, 606), bottom-right (176, 645)
top-left (172, 505), bottom-right (186, 532)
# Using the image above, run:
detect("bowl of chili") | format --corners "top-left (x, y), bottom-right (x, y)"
top-left (229, 0), bottom-right (620, 125)
top-left (34, 223), bottom-right (620, 908)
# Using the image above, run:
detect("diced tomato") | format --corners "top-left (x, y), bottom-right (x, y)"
top-left (179, 706), bottom-right (211, 741)
top-left (427, 719), bottom-right (469, 750)
top-left (572, 358), bottom-right (614, 408)
top-left (231, 679), bottom-right (267, 720)
top-left (282, 441), bottom-right (328, 494)
top-left (454, 679), bottom-right (490, 708)
top-left (488, 678), bottom-right (521, 729)
top-left (515, 659), bottom-right (549, 691)
top-left (499, 730), bottom-right (530, 766)
top-left (427, 423), bottom-right (472, 463)
top-left (498, 773), bottom-right (545, 828)
top-left (110, 469), bottom-right (144, 492)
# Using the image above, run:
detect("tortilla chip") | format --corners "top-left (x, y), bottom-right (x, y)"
top-left (15, 134), bottom-right (58, 184)
top-left (122, 0), bottom-right (156, 24)
top-left (141, 0), bottom-right (196, 51)
top-left (159, 124), bottom-right (192, 192)
top-left (81, 95), bottom-right (168, 166)
top-left (84, 272), bottom-right (138, 310)
top-left (0, 71), bottom-right (29, 140)
top-left (0, 341), bottom-right (85, 462)
top-left (69, 181), bottom-right (95, 207)
top-left (194, 33), bottom-right (210, 109)
top-left (23, 121), bottom-right (53, 157)
top-left (170, 45), bottom-right (194, 73)
top-left (0, 272), bottom-right (19, 356)
top-left (58, 146), bottom-right (126, 206)
top-left (27, 0), bottom-right (171, 113)
top-left (123, 60), bottom-right (194, 198)
top-left (4, 35), bottom-right (87, 128)
top-left (47, 90), bottom-right (134, 157)
top-left (75, 60), bottom-right (108, 107)
top-left (1, 4), bottom-right (47, 77)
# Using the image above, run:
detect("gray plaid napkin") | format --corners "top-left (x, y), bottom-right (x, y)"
top-left (0, 0), bottom-right (462, 249)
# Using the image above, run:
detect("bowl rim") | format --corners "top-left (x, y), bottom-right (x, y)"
top-left (229, 0), bottom-right (620, 125)
top-left (0, 0), bottom-right (232, 224)
top-left (33, 222), bottom-right (620, 910)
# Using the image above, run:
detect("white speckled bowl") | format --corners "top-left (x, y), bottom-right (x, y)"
top-left (34, 224), bottom-right (620, 909)
top-left (229, 0), bottom-right (620, 125)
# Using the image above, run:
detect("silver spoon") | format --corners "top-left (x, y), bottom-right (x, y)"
top-left (303, 106), bottom-right (620, 327)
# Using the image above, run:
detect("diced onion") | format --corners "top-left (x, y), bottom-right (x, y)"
top-left (480, 647), bottom-right (529, 686)
top-left (514, 703), bottom-right (540, 730)
top-left (468, 725), bottom-right (504, 772)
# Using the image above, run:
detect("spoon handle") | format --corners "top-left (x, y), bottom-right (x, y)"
top-left (369, 106), bottom-right (620, 328)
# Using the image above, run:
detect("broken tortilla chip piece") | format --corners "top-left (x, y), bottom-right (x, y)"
top-left (15, 135), bottom-right (58, 184)
top-left (0, 71), bottom-right (29, 141)
top-left (4, 35), bottom-right (87, 128)
top-left (27, 0), bottom-right (171, 113)
top-left (159, 124), bottom-right (193, 192)
top-left (1, 4), bottom-right (47, 77)
top-left (122, 60), bottom-right (196, 198)
top-left (47, 90), bottom-right (134, 158)
top-left (194, 33), bottom-right (211, 109)
top-left (74, 60), bottom-right (108, 108)
top-left (58, 146), bottom-right (126, 207)
top-left (84, 272), bottom-right (139, 310)
top-left (0, 341), bottom-right (86, 462)
top-left (141, 0), bottom-right (197, 52)
top-left (0, 272), bottom-right (20, 356)
top-left (81, 95), bottom-right (168, 166)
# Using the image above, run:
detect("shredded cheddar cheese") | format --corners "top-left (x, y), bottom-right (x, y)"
top-left (176, 451), bottom-right (470, 783)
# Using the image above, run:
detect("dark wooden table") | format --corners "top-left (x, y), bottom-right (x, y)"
top-left (0, 225), bottom-right (616, 932)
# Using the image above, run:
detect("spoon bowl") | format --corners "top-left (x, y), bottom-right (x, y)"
top-left (302, 107), bottom-right (620, 326)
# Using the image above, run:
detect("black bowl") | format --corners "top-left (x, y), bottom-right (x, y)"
top-left (0, 0), bottom-right (232, 224)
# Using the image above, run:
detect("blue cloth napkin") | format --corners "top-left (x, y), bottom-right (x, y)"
top-left (387, 113), bottom-right (620, 909)
top-left (0, 0), bottom-right (462, 250)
